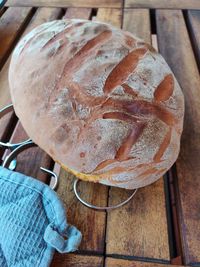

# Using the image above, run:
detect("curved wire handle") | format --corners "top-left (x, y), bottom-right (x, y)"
top-left (73, 179), bottom-right (138, 211)
top-left (2, 140), bottom-right (58, 190)
top-left (0, 104), bottom-right (31, 149)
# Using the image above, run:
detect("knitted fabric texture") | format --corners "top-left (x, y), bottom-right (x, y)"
top-left (0, 166), bottom-right (82, 267)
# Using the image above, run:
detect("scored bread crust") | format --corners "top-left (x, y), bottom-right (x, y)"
top-left (9, 19), bottom-right (184, 189)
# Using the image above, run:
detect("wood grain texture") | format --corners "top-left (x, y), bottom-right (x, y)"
top-left (52, 7), bottom-right (108, 255)
top-left (105, 257), bottom-right (186, 267)
top-left (95, 8), bottom-right (122, 28)
top-left (125, 0), bottom-right (200, 10)
top-left (3, 121), bottom-right (53, 182)
top-left (156, 10), bottom-right (200, 265)
top-left (63, 7), bottom-right (92, 19)
top-left (54, 170), bottom-right (108, 252)
top-left (123, 9), bottom-right (150, 44)
top-left (51, 254), bottom-right (103, 267)
top-left (0, 7), bottom-right (33, 69)
top-left (106, 9), bottom-right (170, 262)
top-left (187, 10), bottom-right (200, 70)
top-left (6, 0), bottom-right (122, 8)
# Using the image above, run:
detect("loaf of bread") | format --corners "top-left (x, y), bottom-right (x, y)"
top-left (9, 19), bottom-right (184, 189)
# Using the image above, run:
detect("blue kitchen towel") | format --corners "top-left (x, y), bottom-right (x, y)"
top-left (0, 166), bottom-right (82, 267)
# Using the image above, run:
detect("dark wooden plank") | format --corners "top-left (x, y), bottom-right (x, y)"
top-left (51, 254), bottom-right (103, 267)
top-left (187, 10), bottom-right (200, 69)
top-left (105, 257), bottom-right (186, 267)
top-left (0, 8), bottom-right (62, 165)
top-left (52, 7), bottom-right (109, 255)
top-left (125, 0), bottom-right (200, 10)
top-left (6, 0), bottom-right (122, 8)
top-left (106, 9), bottom-right (170, 262)
top-left (156, 10), bottom-right (200, 266)
top-left (0, 7), bottom-right (33, 69)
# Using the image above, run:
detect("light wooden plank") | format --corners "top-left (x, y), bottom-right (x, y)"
top-left (187, 10), bottom-right (200, 69)
top-left (106, 9), bottom-right (170, 262)
top-left (123, 9), bottom-right (150, 43)
top-left (95, 8), bottom-right (122, 28)
top-left (156, 10), bottom-right (200, 265)
top-left (125, 0), bottom-right (200, 10)
top-left (53, 7), bottom-right (109, 254)
top-left (6, 0), bottom-right (122, 8)
top-left (51, 254), bottom-right (103, 267)
top-left (105, 257), bottom-right (187, 267)
top-left (0, 7), bottom-right (33, 69)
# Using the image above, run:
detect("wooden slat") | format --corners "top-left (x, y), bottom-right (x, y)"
top-left (125, 0), bottom-right (200, 10)
top-left (187, 10), bottom-right (200, 69)
top-left (63, 7), bottom-right (92, 19)
top-left (53, 7), bottom-right (109, 254)
top-left (123, 9), bottom-right (150, 43)
top-left (105, 9), bottom-right (170, 262)
top-left (95, 8), bottom-right (122, 27)
top-left (156, 10), bottom-right (200, 265)
top-left (105, 257), bottom-right (186, 267)
top-left (55, 170), bottom-right (108, 252)
top-left (0, 7), bottom-right (33, 69)
top-left (3, 121), bottom-right (53, 182)
top-left (0, 8), bottom-right (62, 163)
top-left (6, 0), bottom-right (122, 8)
top-left (51, 254), bottom-right (103, 267)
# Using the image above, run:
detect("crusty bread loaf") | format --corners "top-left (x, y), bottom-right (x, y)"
top-left (9, 19), bottom-right (184, 189)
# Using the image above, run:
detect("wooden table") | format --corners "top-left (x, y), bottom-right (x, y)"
top-left (0, 0), bottom-right (200, 266)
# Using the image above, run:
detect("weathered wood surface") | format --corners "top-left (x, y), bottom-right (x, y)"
top-left (123, 9), bottom-right (150, 43)
top-left (156, 9), bottom-right (200, 266)
top-left (63, 7), bottom-right (92, 19)
top-left (51, 254), bottom-right (103, 267)
top-left (94, 8), bottom-right (122, 27)
top-left (125, 0), bottom-right (200, 10)
top-left (105, 257), bottom-right (187, 267)
top-left (106, 9), bottom-right (170, 262)
top-left (1, 3), bottom-right (200, 267)
top-left (6, 0), bottom-right (122, 8)
top-left (0, 7), bottom-right (33, 69)
top-left (187, 10), bottom-right (200, 69)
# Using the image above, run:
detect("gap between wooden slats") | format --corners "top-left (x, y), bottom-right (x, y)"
top-left (156, 9), bottom-right (200, 266)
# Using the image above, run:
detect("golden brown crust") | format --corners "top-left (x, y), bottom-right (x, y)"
top-left (9, 19), bottom-right (184, 189)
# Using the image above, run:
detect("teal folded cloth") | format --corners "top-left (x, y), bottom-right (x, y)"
top-left (0, 166), bottom-right (82, 267)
